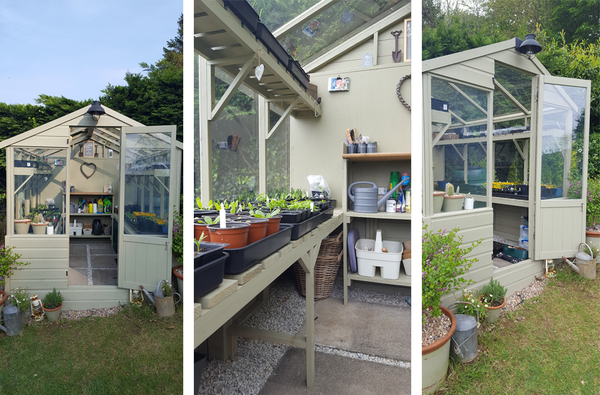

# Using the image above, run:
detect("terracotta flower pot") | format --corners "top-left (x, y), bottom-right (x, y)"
top-left (586, 230), bottom-right (600, 247)
top-left (207, 222), bottom-right (251, 249)
top-left (43, 302), bottom-right (63, 322)
top-left (0, 290), bottom-right (6, 319)
top-left (422, 306), bottom-right (457, 394)
top-left (481, 297), bottom-right (506, 323)
top-left (194, 223), bottom-right (210, 241)
top-left (234, 217), bottom-right (268, 244)
top-left (173, 265), bottom-right (183, 295)
top-left (14, 219), bottom-right (31, 235)
top-left (266, 215), bottom-right (282, 236)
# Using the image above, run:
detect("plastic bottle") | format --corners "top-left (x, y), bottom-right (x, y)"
top-left (89, 200), bottom-right (93, 214)
top-left (405, 184), bottom-right (411, 213)
top-left (108, 182), bottom-right (113, 194)
top-left (93, 199), bottom-right (98, 214)
top-left (390, 171), bottom-right (400, 199)
top-left (98, 197), bottom-right (104, 213)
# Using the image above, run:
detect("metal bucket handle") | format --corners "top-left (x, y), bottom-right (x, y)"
top-left (580, 242), bottom-right (594, 260)
top-left (449, 301), bottom-right (479, 323)
top-left (9, 295), bottom-right (19, 310)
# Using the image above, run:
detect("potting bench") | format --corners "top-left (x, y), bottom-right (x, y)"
top-left (194, 211), bottom-right (343, 387)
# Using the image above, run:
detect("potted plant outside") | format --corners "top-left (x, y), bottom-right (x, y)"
top-left (584, 178), bottom-right (600, 245)
top-left (42, 288), bottom-right (64, 322)
top-left (479, 277), bottom-right (507, 323)
top-left (442, 183), bottom-right (465, 212)
top-left (155, 280), bottom-right (179, 318)
top-left (422, 225), bottom-right (481, 394)
top-left (14, 216), bottom-right (31, 235)
top-left (171, 211), bottom-right (184, 295)
top-left (433, 191), bottom-right (445, 213)
top-left (0, 245), bottom-right (30, 295)
top-left (207, 221), bottom-right (251, 249)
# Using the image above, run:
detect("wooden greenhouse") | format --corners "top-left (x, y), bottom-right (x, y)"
top-left (1, 103), bottom-right (182, 309)
top-left (194, 0), bottom-right (412, 387)
top-left (423, 39), bottom-right (591, 299)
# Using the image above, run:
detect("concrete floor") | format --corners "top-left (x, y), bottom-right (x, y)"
top-left (69, 239), bottom-right (117, 286)
top-left (260, 297), bottom-right (411, 395)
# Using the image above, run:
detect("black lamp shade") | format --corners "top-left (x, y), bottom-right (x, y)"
top-left (518, 34), bottom-right (542, 55)
top-left (87, 101), bottom-right (105, 117)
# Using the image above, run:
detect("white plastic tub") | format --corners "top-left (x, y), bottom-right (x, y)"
top-left (403, 258), bottom-right (411, 276)
top-left (70, 223), bottom-right (82, 236)
top-left (355, 239), bottom-right (403, 280)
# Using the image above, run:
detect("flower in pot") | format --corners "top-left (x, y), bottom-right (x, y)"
top-left (207, 221), bottom-right (251, 249)
top-left (42, 287), bottom-right (64, 322)
top-left (479, 277), bottom-right (507, 323)
top-left (172, 211), bottom-right (184, 295)
top-left (442, 183), bottom-right (465, 212)
top-left (155, 280), bottom-right (178, 318)
top-left (249, 208), bottom-right (281, 236)
top-left (422, 225), bottom-right (481, 394)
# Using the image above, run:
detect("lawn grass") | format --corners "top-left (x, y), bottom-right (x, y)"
top-left (0, 302), bottom-right (182, 395)
top-left (437, 268), bottom-right (600, 394)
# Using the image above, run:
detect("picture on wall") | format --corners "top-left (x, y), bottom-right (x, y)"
top-left (328, 77), bottom-right (350, 92)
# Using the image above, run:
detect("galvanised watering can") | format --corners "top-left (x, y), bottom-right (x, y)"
top-left (347, 181), bottom-right (403, 213)
top-left (0, 296), bottom-right (24, 336)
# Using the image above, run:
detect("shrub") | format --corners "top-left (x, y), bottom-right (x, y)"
top-left (480, 277), bottom-right (507, 306)
top-left (43, 288), bottom-right (64, 310)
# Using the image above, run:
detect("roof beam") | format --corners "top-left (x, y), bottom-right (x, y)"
top-left (267, 97), bottom-right (299, 139)
top-left (273, 0), bottom-right (340, 39)
top-left (493, 79), bottom-right (530, 115)
top-left (448, 82), bottom-right (487, 115)
top-left (210, 57), bottom-right (255, 121)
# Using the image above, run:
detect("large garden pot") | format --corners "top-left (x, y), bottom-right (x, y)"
top-left (422, 306), bottom-right (457, 394)
top-left (0, 290), bottom-right (6, 324)
top-left (14, 219), bottom-right (31, 235)
top-left (484, 297), bottom-right (505, 323)
top-left (155, 295), bottom-right (176, 317)
top-left (31, 222), bottom-right (48, 235)
top-left (586, 230), bottom-right (600, 248)
top-left (442, 195), bottom-right (465, 212)
top-left (433, 191), bottom-right (444, 213)
top-left (173, 265), bottom-right (183, 296)
top-left (207, 222), bottom-right (251, 249)
top-left (234, 217), bottom-right (268, 244)
top-left (43, 302), bottom-right (63, 322)
top-left (266, 215), bottom-right (282, 236)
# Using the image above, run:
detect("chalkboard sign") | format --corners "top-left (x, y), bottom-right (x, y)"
top-left (83, 141), bottom-right (94, 157)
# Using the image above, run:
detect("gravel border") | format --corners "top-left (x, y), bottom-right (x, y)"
top-left (199, 277), bottom-right (411, 395)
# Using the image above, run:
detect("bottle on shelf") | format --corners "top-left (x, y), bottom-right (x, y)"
top-left (98, 197), bottom-right (104, 213)
top-left (93, 199), bottom-right (98, 214)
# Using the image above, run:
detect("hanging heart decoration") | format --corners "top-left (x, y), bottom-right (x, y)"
top-left (255, 64), bottom-right (264, 81)
top-left (80, 162), bottom-right (97, 179)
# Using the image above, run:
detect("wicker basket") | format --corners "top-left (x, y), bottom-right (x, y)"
top-left (293, 232), bottom-right (343, 300)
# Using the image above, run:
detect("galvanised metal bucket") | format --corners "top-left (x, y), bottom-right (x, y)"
top-left (450, 302), bottom-right (479, 363)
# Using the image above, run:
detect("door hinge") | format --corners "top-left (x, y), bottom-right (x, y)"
top-left (66, 270), bottom-right (68, 277)
top-left (582, 202), bottom-right (585, 212)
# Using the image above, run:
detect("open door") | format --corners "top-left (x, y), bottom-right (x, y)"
top-left (118, 126), bottom-right (177, 290)
top-left (533, 76), bottom-right (590, 260)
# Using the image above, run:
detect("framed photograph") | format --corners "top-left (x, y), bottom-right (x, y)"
top-left (108, 149), bottom-right (113, 158)
top-left (404, 19), bottom-right (411, 62)
top-left (83, 141), bottom-right (94, 157)
top-left (328, 77), bottom-right (350, 92)
top-left (54, 159), bottom-right (64, 166)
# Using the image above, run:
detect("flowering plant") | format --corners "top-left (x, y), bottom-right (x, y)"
top-left (422, 225), bottom-right (481, 322)
top-left (455, 289), bottom-right (487, 320)
top-left (480, 277), bottom-right (507, 306)
top-left (172, 210), bottom-right (183, 264)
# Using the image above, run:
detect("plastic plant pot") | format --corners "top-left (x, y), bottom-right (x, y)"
top-left (194, 242), bottom-right (228, 269)
top-left (422, 307), bottom-right (457, 394)
top-left (266, 215), bottom-right (282, 236)
top-left (14, 219), bottom-right (31, 235)
top-left (194, 223), bottom-right (210, 241)
top-left (207, 222), bottom-right (251, 249)
top-left (233, 217), bottom-right (269, 244)
top-left (43, 302), bottom-right (63, 322)
top-left (433, 191), bottom-right (444, 213)
top-left (31, 222), bottom-right (48, 235)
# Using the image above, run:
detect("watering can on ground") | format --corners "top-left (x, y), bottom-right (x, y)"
top-left (348, 181), bottom-right (403, 213)
top-left (449, 301), bottom-right (479, 363)
top-left (0, 296), bottom-right (25, 336)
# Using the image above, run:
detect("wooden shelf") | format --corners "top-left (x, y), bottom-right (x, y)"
top-left (68, 192), bottom-right (114, 196)
top-left (342, 152), bottom-right (411, 162)
top-left (70, 235), bottom-right (111, 239)
top-left (348, 272), bottom-right (411, 287)
top-left (70, 213), bottom-right (112, 216)
top-left (346, 211), bottom-right (411, 221)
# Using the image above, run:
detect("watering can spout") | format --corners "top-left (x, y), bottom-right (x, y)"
top-left (376, 183), bottom-right (403, 209)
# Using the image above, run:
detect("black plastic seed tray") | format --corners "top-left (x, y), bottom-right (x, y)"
top-left (290, 211), bottom-right (324, 241)
top-left (223, 0), bottom-right (260, 33)
top-left (280, 210), bottom-right (304, 224)
top-left (224, 224), bottom-right (293, 274)
top-left (195, 251), bottom-right (229, 298)
top-left (319, 207), bottom-right (334, 223)
top-left (194, 242), bottom-right (228, 269)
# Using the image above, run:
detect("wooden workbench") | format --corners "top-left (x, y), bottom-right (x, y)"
top-left (195, 210), bottom-right (344, 387)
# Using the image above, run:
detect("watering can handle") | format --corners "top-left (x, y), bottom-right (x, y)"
top-left (347, 181), bottom-right (377, 203)
top-left (173, 292), bottom-right (182, 306)
top-left (10, 295), bottom-right (19, 310)
top-left (449, 301), bottom-right (479, 323)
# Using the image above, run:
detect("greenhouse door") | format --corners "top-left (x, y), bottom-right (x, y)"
top-left (118, 126), bottom-right (177, 290)
top-left (533, 76), bottom-right (590, 260)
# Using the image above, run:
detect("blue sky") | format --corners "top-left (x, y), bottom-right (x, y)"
top-left (0, 1), bottom-right (182, 105)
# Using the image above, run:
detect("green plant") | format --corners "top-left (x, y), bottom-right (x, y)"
top-left (162, 281), bottom-right (173, 297)
top-left (455, 289), bottom-right (487, 320)
top-left (195, 215), bottom-right (220, 225)
top-left (12, 287), bottom-right (30, 312)
top-left (194, 233), bottom-right (208, 251)
top-left (249, 208), bottom-right (281, 218)
top-left (422, 225), bottom-right (482, 322)
top-left (171, 210), bottom-right (183, 264)
top-left (586, 178), bottom-right (600, 227)
top-left (445, 182), bottom-right (454, 196)
top-left (480, 277), bottom-right (508, 306)
top-left (43, 288), bottom-right (64, 309)
top-left (0, 244), bottom-right (30, 286)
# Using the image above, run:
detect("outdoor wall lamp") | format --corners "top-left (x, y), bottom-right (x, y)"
top-left (516, 34), bottom-right (542, 59)
top-left (87, 101), bottom-right (105, 121)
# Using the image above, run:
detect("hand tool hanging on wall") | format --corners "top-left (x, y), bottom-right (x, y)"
top-left (391, 30), bottom-right (402, 63)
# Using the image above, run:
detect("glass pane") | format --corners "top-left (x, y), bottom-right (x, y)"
top-left (541, 83), bottom-right (587, 199)
top-left (494, 63), bottom-right (532, 117)
top-left (211, 68), bottom-right (259, 201)
top-left (124, 133), bottom-right (171, 236)
top-left (13, 147), bottom-right (67, 235)
top-left (267, 103), bottom-right (290, 195)
top-left (431, 77), bottom-right (488, 125)
top-left (494, 140), bottom-right (529, 194)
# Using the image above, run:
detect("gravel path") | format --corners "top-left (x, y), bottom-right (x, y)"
top-left (199, 278), bottom-right (410, 395)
